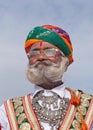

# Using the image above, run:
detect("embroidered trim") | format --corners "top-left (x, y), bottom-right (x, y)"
top-left (59, 91), bottom-right (80, 130)
top-left (22, 94), bottom-right (41, 130)
top-left (85, 96), bottom-right (93, 129)
top-left (4, 99), bottom-right (18, 130)
top-left (69, 92), bottom-right (92, 130)
top-left (12, 96), bottom-right (32, 130)
top-left (4, 90), bottom-right (93, 130)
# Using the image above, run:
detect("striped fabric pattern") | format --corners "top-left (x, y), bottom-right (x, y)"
top-left (4, 91), bottom-right (93, 130)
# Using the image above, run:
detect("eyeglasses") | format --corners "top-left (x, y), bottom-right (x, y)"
top-left (28, 48), bottom-right (65, 58)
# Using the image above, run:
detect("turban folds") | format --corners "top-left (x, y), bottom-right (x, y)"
top-left (25, 25), bottom-right (73, 64)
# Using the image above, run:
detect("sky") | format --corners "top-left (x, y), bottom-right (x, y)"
top-left (0, 0), bottom-right (93, 105)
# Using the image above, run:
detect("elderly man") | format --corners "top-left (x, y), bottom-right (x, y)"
top-left (0, 25), bottom-right (93, 130)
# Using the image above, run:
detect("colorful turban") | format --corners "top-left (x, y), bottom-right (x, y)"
top-left (25, 25), bottom-right (73, 64)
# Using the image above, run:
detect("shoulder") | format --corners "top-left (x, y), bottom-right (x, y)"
top-left (76, 90), bottom-right (93, 102)
top-left (76, 90), bottom-right (93, 111)
top-left (4, 94), bottom-right (29, 106)
top-left (4, 94), bottom-right (32, 111)
top-left (77, 90), bottom-right (93, 98)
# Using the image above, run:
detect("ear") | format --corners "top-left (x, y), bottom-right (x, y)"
top-left (64, 61), bottom-right (69, 72)
top-left (27, 53), bottom-right (30, 59)
top-left (64, 65), bottom-right (68, 72)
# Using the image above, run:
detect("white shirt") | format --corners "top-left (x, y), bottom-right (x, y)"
top-left (0, 84), bottom-right (71, 130)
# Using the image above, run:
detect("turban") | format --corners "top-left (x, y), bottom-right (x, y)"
top-left (25, 25), bottom-right (73, 64)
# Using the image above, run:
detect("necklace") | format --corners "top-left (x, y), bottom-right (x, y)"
top-left (32, 90), bottom-right (69, 130)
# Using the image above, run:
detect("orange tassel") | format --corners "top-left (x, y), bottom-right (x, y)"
top-left (80, 120), bottom-right (88, 130)
top-left (66, 87), bottom-right (81, 106)
top-left (70, 95), bottom-right (81, 106)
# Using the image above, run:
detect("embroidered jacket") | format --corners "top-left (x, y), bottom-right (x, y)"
top-left (4, 90), bottom-right (93, 130)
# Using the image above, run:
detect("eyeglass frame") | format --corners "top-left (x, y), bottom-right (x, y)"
top-left (27, 46), bottom-right (65, 59)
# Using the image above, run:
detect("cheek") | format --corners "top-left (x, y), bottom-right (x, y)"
top-left (29, 57), bottom-right (37, 65)
top-left (28, 55), bottom-right (62, 65)
top-left (49, 56), bottom-right (62, 64)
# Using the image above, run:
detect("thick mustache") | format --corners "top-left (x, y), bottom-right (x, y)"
top-left (37, 60), bottom-right (52, 65)
top-left (31, 60), bottom-right (55, 67)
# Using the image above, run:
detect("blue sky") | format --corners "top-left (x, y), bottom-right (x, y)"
top-left (0, 0), bottom-right (93, 105)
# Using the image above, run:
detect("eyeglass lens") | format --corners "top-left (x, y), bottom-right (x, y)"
top-left (29, 48), bottom-right (57, 57)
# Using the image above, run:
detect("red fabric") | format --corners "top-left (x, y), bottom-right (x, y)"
top-left (0, 124), bottom-right (1, 130)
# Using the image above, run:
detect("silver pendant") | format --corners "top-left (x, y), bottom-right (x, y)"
top-left (32, 90), bottom-right (69, 130)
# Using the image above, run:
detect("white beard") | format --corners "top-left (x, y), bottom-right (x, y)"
top-left (26, 57), bottom-right (68, 85)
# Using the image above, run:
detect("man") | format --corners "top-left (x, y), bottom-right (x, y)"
top-left (0, 25), bottom-right (93, 130)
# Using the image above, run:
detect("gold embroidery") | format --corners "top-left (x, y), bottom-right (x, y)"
top-left (15, 106), bottom-right (24, 116)
top-left (18, 113), bottom-right (26, 124)
top-left (19, 122), bottom-right (30, 130)
top-left (72, 120), bottom-right (80, 130)
top-left (76, 112), bottom-right (83, 122)
top-left (12, 97), bottom-right (31, 129)
top-left (81, 93), bottom-right (91, 100)
top-left (78, 105), bottom-right (87, 115)
top-left (13, 97), bottom-right (22, 102)
top-left (14, 100), bottom-right (22, 109)
top-left (81, 99), bottom-right (89, 107)
top-left (69, 92), bottom-right (92, 130)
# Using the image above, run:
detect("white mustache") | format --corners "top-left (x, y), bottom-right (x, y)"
top-left (30, 60), bottom-right (57, 68)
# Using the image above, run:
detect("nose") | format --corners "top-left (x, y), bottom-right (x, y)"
top-left (37, 53), bottom-right (47, 61)
top-left (29, 49), bottom-right (48, 65)
top-left (37, 48), bottom-right (46, 59)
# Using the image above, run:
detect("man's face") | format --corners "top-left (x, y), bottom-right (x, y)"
top-left (26, 41), bottom-right (69, 87)
top-left (28, 41), bottom-right (63, 65)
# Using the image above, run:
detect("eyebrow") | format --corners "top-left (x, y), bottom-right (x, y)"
top-left (31, 47), bottom-right (54, 51)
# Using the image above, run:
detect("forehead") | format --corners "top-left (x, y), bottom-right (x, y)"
top-left (31, 41), bottom-right (59, 50)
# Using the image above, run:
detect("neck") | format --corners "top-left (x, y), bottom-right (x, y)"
top-left (37, 81), bottom-right (63, 90)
